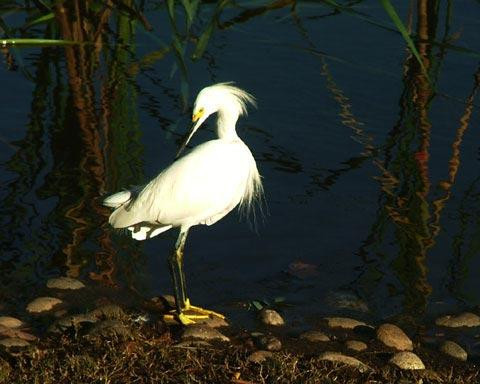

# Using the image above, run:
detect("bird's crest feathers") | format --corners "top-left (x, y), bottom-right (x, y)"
top-left (201, 82), bottom-right (256, 116)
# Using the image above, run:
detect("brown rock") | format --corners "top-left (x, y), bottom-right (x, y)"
top-left (0, 317), bottom-right (23, 329)
top-left (324, 317), bottom-right (367, 329)
top-left (346, 340), bottom-right (367, 352)
top-left (26, 297), bottom-right (62, 313)
top-left (435, 312), bottom-right (480, 328)
top-left (376, 323), bottom-right (413, 351)
top-left (300, 330), bottom-right (330, 342)
top-left (174, 340), bottom-right (211, 348)
top-left (319, 351), bottom-right (371, 373)
top-left (390, 351), bottom-right (425, 370)
top-left (258, 335), bottom-right (282, 351)
top-left (259, 309), bottom-right (285, 326)
top-left (194, 315), bottom-right (229, 328)
top-left (0, 325), bottom-right (36, 341)
top-left (0, 337), bottom-right (30, 348)
top-left (47, 277), bottom-right (85, 290)
top-left (440, 341), bottom-right (467, 361)
top-left (181, 325), bottom-right (229, 342)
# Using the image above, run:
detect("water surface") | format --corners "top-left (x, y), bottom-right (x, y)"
top-left (1, 1), bottom-right (479, 330)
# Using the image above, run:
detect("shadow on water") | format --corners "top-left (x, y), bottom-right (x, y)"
top-left (0, 0), bottom-right (480, 331)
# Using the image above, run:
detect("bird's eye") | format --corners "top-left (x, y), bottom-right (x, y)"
top-left (192, 107), bottom-right (205, 122)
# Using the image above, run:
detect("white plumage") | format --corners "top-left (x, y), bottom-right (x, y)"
top-left (104, 83), bottom-right (262, 240)
top-left (103, 83), bottom-right (263, 324)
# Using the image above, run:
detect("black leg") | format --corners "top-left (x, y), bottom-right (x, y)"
top-left (168, 228), bottom-right (189, 314)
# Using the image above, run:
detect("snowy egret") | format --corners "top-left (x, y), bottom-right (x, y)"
top-left (103, 83), bottom-right (263, 325)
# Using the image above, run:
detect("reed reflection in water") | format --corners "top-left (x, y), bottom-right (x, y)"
top-left (0, 0), bottom-right (479, 326)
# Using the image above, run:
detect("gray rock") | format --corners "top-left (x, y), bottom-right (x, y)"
top-left (47, 277), bottom-right (85, 290)
top-left (88, 320), bottom-right (131, 338)
top-left (435, 312), bottom-right (480, 328)
top-left (0, 325), bottom-right (36, 341)
top-left (319, 351), bottom-right (370, 373)
top-left (89, 304), bottom-right (125, 320)
top-left (0, 337), bottom-right (30, 348)
top-left (258, 335), bottom-right (282, 351)
top-left (174, 340), bottom-right (212, 348)
top-left (26, 297), bottom-right (62, 313)
top-left (440, 341), bottom-right (467, 361)
top-left (193, 315), bottom-right (229, 328)
top-left (50, 313), bottom-right (98, 333)
top-left (324, 317), bottom-right (367, 329)
top-left (181, 325), bottom-right (229, 342)
top-left (376, 323), bottom-right (413, 351)
top-left (259, 309), bottom-right (285, 326)
top-left (161, 295), bottom-right (176, 308)
top-left (247, 350), bottom-right (274, 364)
top-left (300, 330), bottom-right (330, 342)
top-left (346, 340), bottom-right (367, 352)
top-left (0, 317), bottom-right (23, 329)
top-left (390, 351), bottom-right (425, 370)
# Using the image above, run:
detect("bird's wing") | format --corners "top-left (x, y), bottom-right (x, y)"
top-left (109, 140), bottom-right (254, 229)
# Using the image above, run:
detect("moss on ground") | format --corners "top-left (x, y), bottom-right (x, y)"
top-left (0, 320), bottom-right (478, 383)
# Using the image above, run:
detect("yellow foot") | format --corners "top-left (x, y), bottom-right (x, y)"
top-left (184, 300), bottom-right (226, 320)
top-left (163, 300), bottom-right (226, 325)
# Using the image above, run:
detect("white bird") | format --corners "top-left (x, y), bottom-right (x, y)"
top-left (103, 83), bottom-right (263, 325)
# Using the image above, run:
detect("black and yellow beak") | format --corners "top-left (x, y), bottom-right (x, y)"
top-left (176, 109), bottom-right (205, 159)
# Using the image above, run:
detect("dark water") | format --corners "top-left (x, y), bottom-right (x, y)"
top-left (1, 1), bottom-right (479, 330)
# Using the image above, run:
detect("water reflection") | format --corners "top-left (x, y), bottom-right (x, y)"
top-left (356, 2), bottom-right (480, 320)
top-left (0, 1), bottom-right (479, 326)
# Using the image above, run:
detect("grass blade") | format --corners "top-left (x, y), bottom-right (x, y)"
top-left (0, 38), bottom-right (78, 46)
top-left (379, 0), bottom-right (428, 77)
top-left (22, 12), bottom-right (55, 30)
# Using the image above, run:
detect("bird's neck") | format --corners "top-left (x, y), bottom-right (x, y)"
top-left (216, 108), bottom-right (240, 140)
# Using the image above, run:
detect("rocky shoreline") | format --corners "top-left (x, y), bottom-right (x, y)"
top-left (0, 276), bottom-right (479, 382)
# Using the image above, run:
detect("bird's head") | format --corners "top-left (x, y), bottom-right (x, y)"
top-left (176, 83), bottom-right (256, 158)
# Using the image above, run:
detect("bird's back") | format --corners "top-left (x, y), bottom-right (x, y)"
top-left (107, 138), bottom-right (262, 232)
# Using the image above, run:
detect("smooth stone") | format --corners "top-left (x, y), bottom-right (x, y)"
top-left (376, 323), bottom-right (413, 351)
top-left (324, 317), bottom-right (367, 329)
top-left (319, 351), bottom-right (370, 373)
top-left (0, 325), bottom-right (36, 341)
top-left (161, 295), bottom-right (176, 308)
top-left (390, 351), bottom-right (425, 370)
top-left (88, 320), bottom-right (131, 338)
top-left (26, 297), bottom-right (62, 313)
top-left (440, 341), bottom-right (467, 361)
top-left (50, 313), bottom-right (98, 333)
top-left (181, 325), bottom-right (229, 342)
top-left (258, 335), bottom-right (282, 351)
top-left (0, 337), bottom-right (30, 348)
top-left (174, 340), bottom-right (212, 348)
top-left (346, 340), bottom-right (367, 352)
top-left (194, 315), bottom-right (229, 328)
top-left (300, 330), bottom-right (330, 342)
top-left (89, 304), bottom-right (125, 320)
top-left (47, 277), bottom-right (85, 290)
top-left (247, 350), bottom-right (274, 364)
top-left (435, 312), bottom-right (480, 328)
top-left (259, 309), bottom-right (285, 326)
top-left (0, 317), bottom-right (23, 329)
